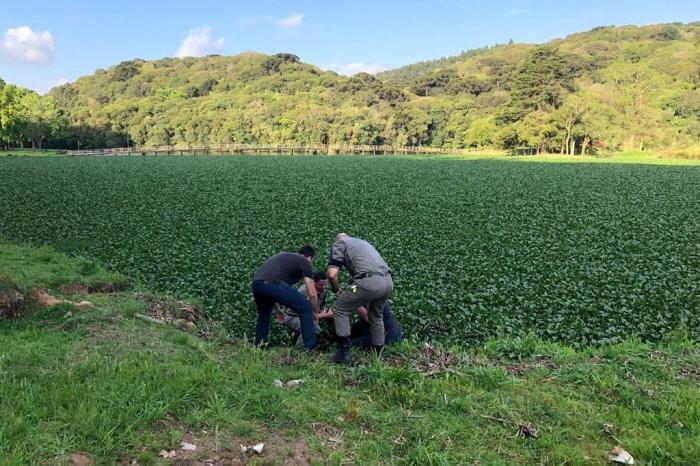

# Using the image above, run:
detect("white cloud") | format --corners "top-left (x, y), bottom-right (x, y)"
top-left (277, 12), bottom-right (304, 29)
top-left (0, 26), bottom-right (53, 64)
top-left (176, 25), bottom-right (224, 58)
top-left (322, 63), bottom-right (387, 76)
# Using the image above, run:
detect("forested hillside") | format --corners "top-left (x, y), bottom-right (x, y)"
top-left (2, 22), bottom-right (699, 153)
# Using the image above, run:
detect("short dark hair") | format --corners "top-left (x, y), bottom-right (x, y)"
top-left (313, 271), bottom-right (328, 282)
top-left (299, 245), bottom-right (315, 259)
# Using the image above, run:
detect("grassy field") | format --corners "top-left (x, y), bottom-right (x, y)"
top-left (1, 154), bottom-right (699, 348)
top-left (420, 150), bottom-right (700, 166)
top-left (1, 242), bottom-right (699, 465)
top-left (0, 148), bottom-right (66, 157)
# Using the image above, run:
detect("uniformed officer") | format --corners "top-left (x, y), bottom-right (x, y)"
top-left (252, 245), bottom-right (321, 349)
top-left (327, 233), bottom-right (394, 363)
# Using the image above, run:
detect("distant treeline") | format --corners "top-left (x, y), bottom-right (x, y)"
top-left (2, 22), bottom-right (699, 154)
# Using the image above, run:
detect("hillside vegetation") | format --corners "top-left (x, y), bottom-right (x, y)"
top-left (1, 22), bottom-right (699, 155)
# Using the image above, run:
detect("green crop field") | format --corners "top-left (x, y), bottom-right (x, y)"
top-left (1, 155), bottom-right (699, 347)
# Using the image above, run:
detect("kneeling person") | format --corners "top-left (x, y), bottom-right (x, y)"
top-left (350, 302), bottom-right (403, 348)
top-left (278, 271), bottom-right (333, 346)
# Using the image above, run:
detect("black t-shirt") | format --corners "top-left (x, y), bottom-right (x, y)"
top-left (253, 253), bottom-right (312, 286)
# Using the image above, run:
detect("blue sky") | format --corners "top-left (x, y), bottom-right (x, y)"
top-left (1, 0), bottom-right (699, 93)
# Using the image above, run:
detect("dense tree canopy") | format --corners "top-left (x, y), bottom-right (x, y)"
top-left (0, 81), bottom-right (65, 149)
top-left (1, 23), bottom-right (698, 154)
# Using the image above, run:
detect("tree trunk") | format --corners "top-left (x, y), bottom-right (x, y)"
top-left (38, 137), bottom-right (43, 150)
top-left (581, 137), bottom-right (590, 156)
top-left (569, 138), bottom-right (576, 155)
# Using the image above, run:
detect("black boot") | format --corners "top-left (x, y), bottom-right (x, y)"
top-left (332, 337), bottom-right (352, 364)
top-left (371, 345), bottom-right (384, 358)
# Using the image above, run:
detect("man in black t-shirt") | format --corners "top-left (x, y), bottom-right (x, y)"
top-left (252, 245), bottom-right (320, 349)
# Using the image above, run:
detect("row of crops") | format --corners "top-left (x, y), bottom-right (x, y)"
top-left (1, 155), bottom-right (699, 346)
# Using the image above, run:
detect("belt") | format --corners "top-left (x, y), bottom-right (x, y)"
top-left (355, 271), bottom-right (391, 280)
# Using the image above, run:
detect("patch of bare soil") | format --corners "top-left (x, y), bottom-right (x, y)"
top-left (137, 428), bottom-right (312, 466)
top-left (61, 283), bottom-right (90, 295)
top-left (30, 288), bottom-right (94, 315)
top-left (32, 287), bottom-right (67, 307)
top-left (283, 439), bottom-right (312, 465)
top-left (69, 452), bottom-right (93, 465)
top-left (0, 275), bottom-right (24, 318)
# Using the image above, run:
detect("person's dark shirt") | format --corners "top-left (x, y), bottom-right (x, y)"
top-left (253, 253), bottom-right (312, 286)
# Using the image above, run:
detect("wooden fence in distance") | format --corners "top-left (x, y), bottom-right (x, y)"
top-left (65, 144), bottom-right (473, 157)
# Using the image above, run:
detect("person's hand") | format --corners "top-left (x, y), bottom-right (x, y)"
top-left (274, 308), bottom-right (284, 324)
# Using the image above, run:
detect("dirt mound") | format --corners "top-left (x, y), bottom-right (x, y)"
top-left (61, 283), bottom-right (90, 295)
top-left (33, 288), bottom-right (67, 307)
top-left (0, 276), bottom-right (24, 318)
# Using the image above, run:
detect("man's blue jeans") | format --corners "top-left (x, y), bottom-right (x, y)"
top-left (252, 280), bottom-right (317, 349)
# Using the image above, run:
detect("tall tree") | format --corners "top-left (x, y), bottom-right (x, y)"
top-left (498, 46), bottom-right (572, 124)
top-left (0, 84), bottom-right (29, 148)
top-left (20, 93), bottom-right (65, 149)
top-left (553, 95), bottom-right (590, 155)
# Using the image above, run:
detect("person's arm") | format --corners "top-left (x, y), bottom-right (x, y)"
top-left (274, 303), bottom-right (285, 323)
top-left (317, 308), bottom-right (334, 319)
top-left (357, 305), bottom-right (369, 322)
top-left (327, 266), bottom-right (342, 297)
top-left (327, 239), bottom-right (345, 297)
top-left (303, 276), bottom-right (320, 315)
